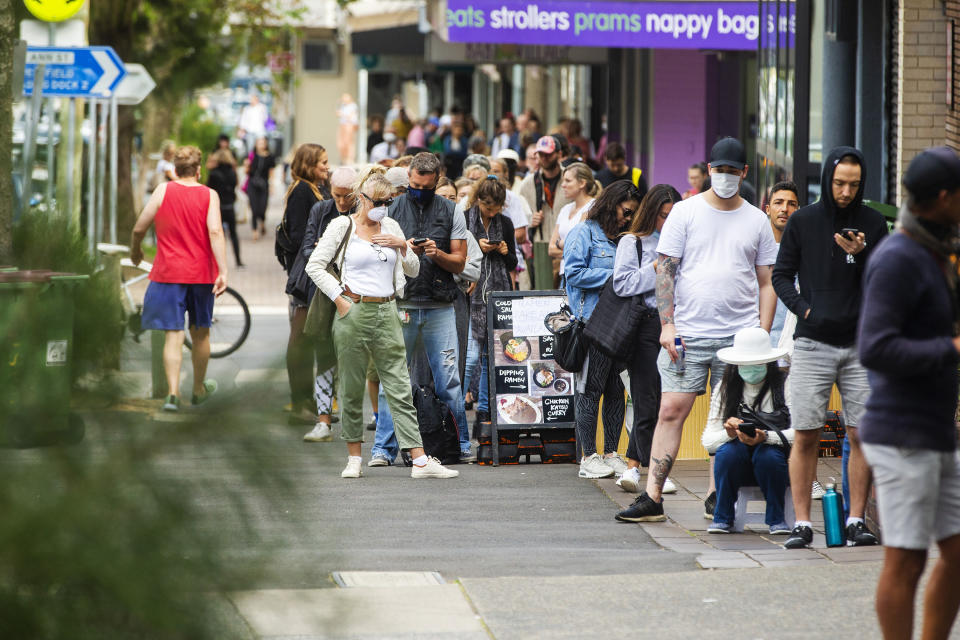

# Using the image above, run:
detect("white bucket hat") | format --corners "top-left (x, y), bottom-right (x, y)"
top-left (716, 327), bottom-right (789, 366)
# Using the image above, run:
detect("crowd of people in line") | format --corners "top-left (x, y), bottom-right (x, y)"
top-left (134, 102), bottom-right (960, 637)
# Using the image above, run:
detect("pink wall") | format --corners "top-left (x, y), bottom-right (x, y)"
top-left (650, 50), bottom-right (708, 192)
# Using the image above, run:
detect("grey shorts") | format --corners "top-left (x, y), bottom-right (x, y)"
top-left (657, 336), bottom-right (733, 395)
top-left (862, 443), bottom-right (960, 549)
top-left (788, 337), bottom-right (869, 431)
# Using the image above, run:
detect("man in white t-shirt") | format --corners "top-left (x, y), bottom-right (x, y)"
top-left (238, 94), bottom-right (268, 153)
top-left (615, 137), bottom-right (779, 523)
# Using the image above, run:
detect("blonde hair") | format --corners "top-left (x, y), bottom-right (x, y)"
top-left (354, 164), bottom-right (393, 202)
top-left (393, 155), bottom-right (414, 168)
top-left (173, 145), bottom-right (202, 178)
top-left (285, 143), bottom-right (326, 202)
top-left (564, 162), bottom-right (599, 197)
top-left (161, 140), bottom-right (177, 160)
top-left (210, 148), bottom-right (236, 167)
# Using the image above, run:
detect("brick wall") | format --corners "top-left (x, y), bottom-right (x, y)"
top-left (946, 2), bottom-right (960, 151)
top-left (894, 0), bottom-right (949, 203)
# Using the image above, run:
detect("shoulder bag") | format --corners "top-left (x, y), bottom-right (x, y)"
top-left (544, 297), bottom-right (587, 372)
top-left (304, 219), bottom-right (353, 342)
top-left (583, 237), bottom-right (656, 361)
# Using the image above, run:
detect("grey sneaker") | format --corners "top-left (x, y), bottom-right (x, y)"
top-left (603, 454), bottom-right (628, 476)
top-left (579, 454), bottom-right (615, 479)
top-left (191, 379), bottom-right (218, 405)
top-left (162, 395), bottom-right (180, 412)
top-left (367, 454), bottom-right (392, 467)
top-left (459, 451), bottom-right (477, 464)
top-left (811, 480), bottom-right (825, 500)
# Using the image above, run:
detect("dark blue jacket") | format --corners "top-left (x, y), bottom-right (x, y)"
top-left (858, 231), bottom-right (958, 452)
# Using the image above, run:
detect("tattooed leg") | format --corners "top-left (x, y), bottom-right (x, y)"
top-left (644, 391), bottom-right (697, 501)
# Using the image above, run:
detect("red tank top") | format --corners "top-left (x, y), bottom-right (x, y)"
top-left (150, 182), bottom-right (217, 284)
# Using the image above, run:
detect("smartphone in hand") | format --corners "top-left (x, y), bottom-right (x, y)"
top-left (840, 228), bottom-right (859, 239)
top-left (738, 421), bottom-right (758, 438)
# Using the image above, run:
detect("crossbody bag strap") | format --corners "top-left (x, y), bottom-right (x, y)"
top-left (332, 219), bottom-right (353, 284)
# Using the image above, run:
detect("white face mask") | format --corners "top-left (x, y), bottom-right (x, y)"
top-left (711, 172), bottom-right (741, 199)
top-left (383, 132), bottom-right (397, 143)
top-left (367, 205), bottom-right (387, 222)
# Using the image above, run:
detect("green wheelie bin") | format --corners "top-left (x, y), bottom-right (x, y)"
top-left (0, 270), bottom-right (88, 447)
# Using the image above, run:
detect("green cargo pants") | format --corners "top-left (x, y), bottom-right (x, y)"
top-left (332, 299), bottom-right (422, 449)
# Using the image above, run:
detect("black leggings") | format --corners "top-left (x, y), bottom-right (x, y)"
top-left (220, 205), bottom-right (242, 266)
top-left (248, 187), bottom-right (268, 230)
top-left (625, 314), bottom-right (661, 467)
top-left (575, 344), bottom-right (625, 457)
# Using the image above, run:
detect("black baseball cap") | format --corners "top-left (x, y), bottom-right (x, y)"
top-left (903, 146), bottom-right (960, 201)
top-left (709, 137), bottom-right (747, 170)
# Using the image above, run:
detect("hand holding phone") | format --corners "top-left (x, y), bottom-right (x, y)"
top-left (412, 237), bottom-right (428, 246)
top-left (737, 420), bottom-right (757, 438)
top-left (840, 228), bottom-right (859, 239)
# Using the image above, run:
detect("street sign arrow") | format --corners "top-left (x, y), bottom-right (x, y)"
top-left (114, 63), bottom-right (156, 106)
top-left (23, 45), bottom-right (127, 98)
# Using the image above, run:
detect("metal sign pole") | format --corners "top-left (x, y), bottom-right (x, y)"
top-left (109, 93), bottom-right (118, 244)
top-left (96, 100), bottom-right (107, 244)
top-left (46, 98), bottom-right (55, 213)
top-left (86, 98), bottom-right (96, 253)
top-left (22, 64), bottom-right (45, 197)
top-left (66, 98), bottom-right (76, 221)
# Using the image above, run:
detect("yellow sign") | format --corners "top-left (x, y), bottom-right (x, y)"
top-left (23, 0), bottom-right (86, 22)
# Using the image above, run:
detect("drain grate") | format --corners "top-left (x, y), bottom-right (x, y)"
top-left (331, 571), bottom-right (445, 588)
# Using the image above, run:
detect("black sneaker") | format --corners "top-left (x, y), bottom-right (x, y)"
top-left (476, 410), bottom-right (491, 423)
top-left (365, 419), bottom-right (377, 431)
top-left (703, 491), bottom-right (717, 520)
top-left (615, 491), bottom-right (666, 522)
top-left (783, 525), bottom-right (814, 549)
top-left (845, 521), bottom-right (879, 546)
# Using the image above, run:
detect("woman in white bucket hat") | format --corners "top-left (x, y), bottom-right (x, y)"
top-left (701, 327), bottom-right (795, 534)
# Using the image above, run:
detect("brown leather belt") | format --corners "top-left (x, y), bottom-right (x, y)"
top-left (343, 287), bottom-right (395, 304)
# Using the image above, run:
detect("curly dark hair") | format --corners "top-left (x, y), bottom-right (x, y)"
top-left (624, 184), bottom-right (682, 238)
top-left (587, 180), bottom-right (642, 239)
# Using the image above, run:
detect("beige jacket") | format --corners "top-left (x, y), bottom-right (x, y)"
top-left (305, 215), bottom-right (419, 301)
top-left (518, 170), bottom-right (572, 244)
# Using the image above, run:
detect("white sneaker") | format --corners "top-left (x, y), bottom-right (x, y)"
top-left (303, 423), bottom-right (333, 442)
top-left (341, 457), bottom-right (362, 478)
top-left (603, 454), bottom-right (628, 476)
top-left (579, 453), bottom-right (615, 479)
top-left (662, 477), bottom-right (678, 494)
top-left (811, 480), bottom-right (825, 500)
top-left (619, 467), bottom-right (642, 493)
top-left (411, 457), bottom-right (459, 479)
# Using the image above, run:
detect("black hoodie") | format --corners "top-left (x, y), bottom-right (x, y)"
top-left (772, 147), bottom-right (889, 346)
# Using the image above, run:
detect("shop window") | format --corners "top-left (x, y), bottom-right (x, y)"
top-left (303, 41), bottom-right (339, 74)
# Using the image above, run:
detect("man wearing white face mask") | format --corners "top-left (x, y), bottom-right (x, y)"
top-left (369, 127), bottom-right (405, 166)
top-left (616, 137), bottom-right (779, 522)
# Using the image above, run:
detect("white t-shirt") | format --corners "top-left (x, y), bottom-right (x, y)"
top-left (655, 193), bottom-right (778, 339)
top-left (556, 200), bottom-right (593, 275)
top-left (342, 234), bottom-right (397, 297)
top-left (239, 102), bottom-right (268, 136)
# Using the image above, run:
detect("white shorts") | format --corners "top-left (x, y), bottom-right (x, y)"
top-left (861, 443), bottom-right (960, 550)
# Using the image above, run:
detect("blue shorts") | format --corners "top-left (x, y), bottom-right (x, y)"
top-left (142, 282), bottom-right (215, 331)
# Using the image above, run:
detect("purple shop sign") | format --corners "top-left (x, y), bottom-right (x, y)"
top-left (446, 1), bottom-right (761, 51)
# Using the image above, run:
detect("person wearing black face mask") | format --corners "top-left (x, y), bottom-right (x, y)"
top-left (368, 152), bottom-right (475, 467)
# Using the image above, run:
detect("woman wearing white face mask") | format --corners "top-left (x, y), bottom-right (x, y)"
top-left (306, 167), bottom-right (459, 480)
top-left (700, 327), bottom-right (794, 535)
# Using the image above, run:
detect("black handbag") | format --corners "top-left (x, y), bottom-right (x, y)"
top-left (583, 238), bottom-right (655, 360)
top-left (544, 300), bottom-right (587, 372)
top-left (738, 395), bottom-right (792, 457)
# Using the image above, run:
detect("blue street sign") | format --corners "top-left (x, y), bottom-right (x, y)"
top-left (23, 46), bottom-right (127, 98)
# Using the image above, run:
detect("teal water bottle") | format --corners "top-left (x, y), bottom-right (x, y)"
top-left (823, 480), bottom-right (846, 547)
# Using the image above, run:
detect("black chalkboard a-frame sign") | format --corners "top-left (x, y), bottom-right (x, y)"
top-left (486, 290), bottom-right (578, 465)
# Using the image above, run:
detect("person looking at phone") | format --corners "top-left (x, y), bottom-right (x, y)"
top-left (773, 146), bottom-right (889, 550)
top-left (370, 152), bottom-right (473, 466)
top-left (616, 137), bottom-right (778, 523)
top-left (699, 328), bottom-right (794, 534)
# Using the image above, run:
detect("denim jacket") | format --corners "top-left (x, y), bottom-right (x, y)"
top-left (563, 219), bottom-right (617, 321)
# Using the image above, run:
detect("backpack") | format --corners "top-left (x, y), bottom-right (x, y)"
top-left (405, 384), bottom-right (461, 466)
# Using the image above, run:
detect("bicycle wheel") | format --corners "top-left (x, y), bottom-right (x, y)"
top-left (184, 287), bottom-right (251, 358)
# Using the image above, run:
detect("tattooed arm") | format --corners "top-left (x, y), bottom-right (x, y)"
top-left (657, 253), bottom-right (682, 362)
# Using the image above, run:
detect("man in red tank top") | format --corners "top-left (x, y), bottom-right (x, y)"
top-left (130, 145), bottom-right (229, 411)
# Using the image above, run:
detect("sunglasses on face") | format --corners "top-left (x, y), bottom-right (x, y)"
top-left (362, 193), bottom-right (394, 208)
top-left (620, 207), bottom-right (636, 218)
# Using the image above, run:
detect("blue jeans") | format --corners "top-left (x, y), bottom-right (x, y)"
top-left (462, 326), bottom-right (489, 413)
top-left (713, 440), bottom-right (790, 526)
top-left (372, 306), bottom-right (470, 459)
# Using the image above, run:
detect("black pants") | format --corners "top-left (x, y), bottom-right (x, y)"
top-left (625, 314), bottom-right (661, 467)
top-left (248, 187), bottom-right (268, 230)
top-left (575, 344), bottom-right (625, 457)
top-left (221, 205), bottom-right (242, 266)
